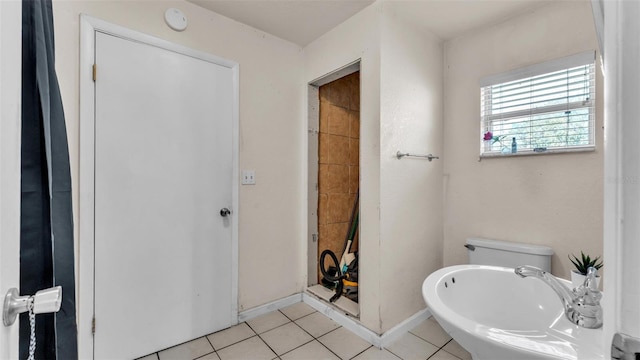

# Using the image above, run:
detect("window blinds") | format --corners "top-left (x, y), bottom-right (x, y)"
top-left (480, 51), bottom-right (596, 155)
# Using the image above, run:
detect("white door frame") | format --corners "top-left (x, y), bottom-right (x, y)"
top-left (78, 15), bottom-right (239, 359)
top-left (602, 0), bottom-right (640, 349)
top-left (0, 1), bottom-right (22, 358)
top-left (306, 61), bottom-right (360, 288)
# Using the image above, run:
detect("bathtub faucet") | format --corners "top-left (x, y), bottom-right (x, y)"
top-left (514, 265), bottom-right (602, 329)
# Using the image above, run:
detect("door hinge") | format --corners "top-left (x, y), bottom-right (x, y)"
top-left (91, 316), bottom-right (96, 335)
top-left (92, 64), bottom-right (97, 82)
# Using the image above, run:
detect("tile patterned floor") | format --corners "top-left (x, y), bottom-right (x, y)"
top-left (138, 302), bottom-right (471, 360)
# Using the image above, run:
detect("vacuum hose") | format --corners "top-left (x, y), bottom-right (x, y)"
top-left (319, 249), bottom-right (344, 302)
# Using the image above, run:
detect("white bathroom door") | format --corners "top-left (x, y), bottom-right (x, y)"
top-left (92, 32), bottom-right (235, 359)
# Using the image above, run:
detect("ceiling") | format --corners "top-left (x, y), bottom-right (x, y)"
top-left (189, 0), bottom-right (556, 47)
top-left (189, 0), bottom-right (375, 47)
top-left (390, 0), bottom-right (555, 41)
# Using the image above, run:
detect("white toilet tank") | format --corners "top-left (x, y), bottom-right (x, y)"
top-left (466, 237), bottom-right (554, 272)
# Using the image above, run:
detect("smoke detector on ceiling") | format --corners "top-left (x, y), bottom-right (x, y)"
top-left (164, 8), bottom-right (187, 32)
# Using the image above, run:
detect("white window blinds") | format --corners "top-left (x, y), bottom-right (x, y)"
top-left (480, 51), bottom-right (596, 156)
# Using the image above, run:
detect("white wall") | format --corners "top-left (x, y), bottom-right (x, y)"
top-left (52, 0), bottom-right (305, 315)
top-left (303, 2), bottom-right (383, 333)
top-left (442, 1), bottom-right (604, 280)
top-left (379, 4), bottom-right (443, 333)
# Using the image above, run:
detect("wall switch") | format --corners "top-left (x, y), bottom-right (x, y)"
top-left (242, 170), bottom-right (256, 185)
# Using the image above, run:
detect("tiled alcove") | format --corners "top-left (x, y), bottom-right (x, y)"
top-left (317, 72), bottom-right (360, 282)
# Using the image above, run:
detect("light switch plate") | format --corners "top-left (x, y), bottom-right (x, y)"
top-left (242, 170), bottom-right (255, 185)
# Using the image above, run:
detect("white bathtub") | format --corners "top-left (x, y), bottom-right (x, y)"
top-left (422, 265), bottom-right (604, 360)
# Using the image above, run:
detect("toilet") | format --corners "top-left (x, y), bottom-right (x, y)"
top-left (466, 237), bottom-right (554, 272)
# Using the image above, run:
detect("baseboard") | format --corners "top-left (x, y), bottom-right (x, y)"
top-left (379, 307), bottom-right (432, 348)
top-left (302, 292), bottom-right (381, 346)
top-left (238, 293), bottom-right (303, 323)
top-left (302, 291), bottom-right (432, 349)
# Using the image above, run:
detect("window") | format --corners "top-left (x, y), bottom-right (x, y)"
top-left (480, 51), bottom-right (595, 156)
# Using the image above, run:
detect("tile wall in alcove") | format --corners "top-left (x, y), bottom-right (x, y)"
top-left (317, 72), bottom-right (360, 282)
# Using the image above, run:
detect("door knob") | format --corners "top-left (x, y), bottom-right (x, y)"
top-left (3, 286), bottom-right (62, 326)
top-left (220, 208), bottom-right (231, 217)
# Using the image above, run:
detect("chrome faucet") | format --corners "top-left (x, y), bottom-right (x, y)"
top-left (514, 265), bottom-right (602, 329)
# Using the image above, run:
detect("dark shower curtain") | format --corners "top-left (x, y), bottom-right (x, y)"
top-left (20, 0), bottom-right (78, 359)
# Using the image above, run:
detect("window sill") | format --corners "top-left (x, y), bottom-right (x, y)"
top-left (479, 146), bottom-right (595, 159)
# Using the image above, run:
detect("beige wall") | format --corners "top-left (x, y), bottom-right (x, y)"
top-left (303, 2), bottom-right (383, 333)
top-left (442, 1), bottom-right (604, 280)
top-left (378, 5), bottom-right (444, 333)
top-left (304, 2), bottom-right (445, 333)
top-left (52, 0), bottom-right (306, 318)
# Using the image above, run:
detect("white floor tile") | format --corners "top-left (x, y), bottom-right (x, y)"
top-left (318, 327), bottom-right (371, 360)
top-left (195, 353), bottom-right (221, 360)
top-left (280, 302), bottom-right (316, 320)
top-left (386, 332), bottom-right (439, 360)
top-left (409, 317), bottom-right (451, 347)
top-left (207, 322), bottom-right (255, 350)
top-left (281, 340), bottom-right (340, 360)
top-left (137, 354), bottom-right (159, 360)
top-left (158, 337), bottom-right (214, 360)
top-left (352, 347), bottom-right (401, 360)
top-left (260, 322), bottom-right (314, 355)
top-left (442, 340), bottom-right (472, 360)
top-left (217, 336), bottom-right (276, 360)
top-left (428, 349), bottom-right (463, 360)
top-left (149, 310), bottom-right (471, 360)
top-left (247, 311), bottom-right (291, 334)
top-left (295, 312), bottom-right (341, 338)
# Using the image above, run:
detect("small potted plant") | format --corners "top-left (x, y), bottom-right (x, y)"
top-left (569, 251), bottom-right (603, 288)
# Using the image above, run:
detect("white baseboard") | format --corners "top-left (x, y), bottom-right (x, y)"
top-left (303, 292), bottom-right (381, 346)
top-left (238, 293), bottom-right (303, 323)
top-left (379, 307), bottom-right (432, 348)
top-left (302, 292), bottom-right (432, 349)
